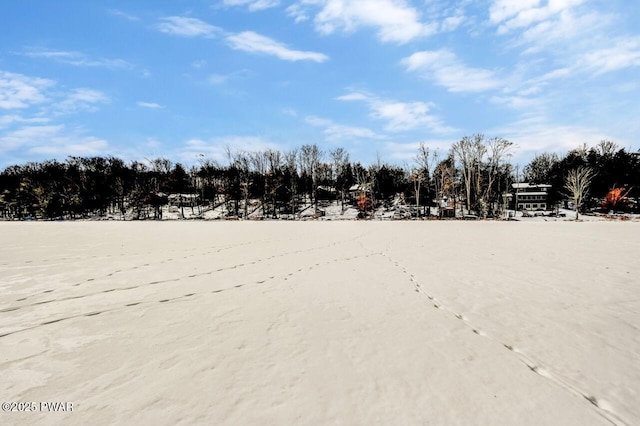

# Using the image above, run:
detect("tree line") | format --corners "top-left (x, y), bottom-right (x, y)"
top-left (1, 137), bottom-right (638, 220)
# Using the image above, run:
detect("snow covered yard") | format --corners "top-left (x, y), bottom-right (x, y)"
top-left (0, 222), bottom-right (638, 425)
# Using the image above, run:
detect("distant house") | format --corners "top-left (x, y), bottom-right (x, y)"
top-left (168, 193), bottom-right (199, 207)
top-left (347, 183), bottom-right (370, 198)
top-left (348, 183), bottom-right (370, 193)
top-left (507, 183), bottom-right (552, 211)
top-left (316, 185), bottom-right (336, 200)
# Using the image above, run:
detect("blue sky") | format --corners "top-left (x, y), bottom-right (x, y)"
top-left (1, 0), bottom-right (639, 169)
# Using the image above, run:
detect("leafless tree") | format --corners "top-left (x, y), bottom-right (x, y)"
top-left (408, 167), bottom-right (424, 218)
top-left (411, 142), bottom-right (437, 217)
top-left (284, 149), bottom-right (299, 217)
top-left (565, 166), bottom-right (595, 220)
top-left (250, 151), bottom-right (268, 216)
top-left (594, 140), bottom-right (619, 157)
top-left (482, 137), bottom-right (513, 214)
top-left (300, 144), bottom-right (322, 211)
top-left (330, 148), bottom-right (349, 211)
top-left (226, 147), bottom-right (251, 218)
top-left (451, 134), bottom-right (485, 213)
top-left (265, 149), bottom-right (283, 218)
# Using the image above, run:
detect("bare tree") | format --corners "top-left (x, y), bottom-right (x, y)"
top-left (482, 137), bottom-right (513, 215)
top-left (226, 147), bottom-right (251, 218)
top-left (451, 134), bottom-right (485, 213)
top-left (197, 158), bottom-right (223, 207)
top-left (408, 168), bottom-right (424, 218)
top-left (565, 166), bottom-right (595, 220)
top-left (250, 151), bottom-right (268, 217)
top-left (330, 148), bottom-right (349, 211)
top-left (284, 149), bottom-right (299, 217)
top-left (595, 140), bottom-right (619, 157)
top-left (430, 150), bottom-right (440, 206)
top-left (412, 142), bottom-right (436, 217)
top-left (300, 144), bottom-right (322, 212)
top-left (265, 149), bottom-right (282, 218)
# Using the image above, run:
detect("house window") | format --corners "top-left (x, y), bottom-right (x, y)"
top-left (533, 204), bottom-right (538, 208)
top-left (526, 204), bottom-right (531, 209)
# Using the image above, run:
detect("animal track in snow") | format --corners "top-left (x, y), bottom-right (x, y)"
top-left (376, 251), bottom-right (626, 425)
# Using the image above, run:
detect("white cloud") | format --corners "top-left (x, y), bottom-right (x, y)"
top-left (493, 116), bottom-right (614, 157)
top-left (489, 0), bottom-right (585, 34)
top-left (28, 137), bottom-right (108, 156)
top-left (482, 2), bottom-right (639, 114)
top-left (290, 0), bottom-right (436, 44)
top-left (487, 0), bottom-right (623, 69)
top-left (108, 9), bottom-right (140, 22)
top-left (180, 136), bottom-right (280, 162)
top-left (146, 138), bottom-right (162, 149)
top-left (336, 92), bottom-right (368, 101)
top-left (222, 0), bottom-right (280, 11)
top-left (192, 60), bottom-right (207, 69)
top-left (525, 36), bottom-right (640, 81)
top-left (0, 124), bottom-right (108, 157)
top-left (385, 140), bottom-right (452, 160)
top-left (0, 125), bottom-right (63, 152)
top-left (137, 101), bottom-right (164, 109)
top-left (208, 74), bottom-right (229, 85)
top-left (226, 31), bottom-right (329, 62)
top-left (489, 95), bottom-right (541, 109)
top-left (22, 48), bottom-right (133, 69)
top-left (536, 67), bottom-right (573, 82)
top-left (156, 16), bottom-right (328, 63)
top-left (517, 10), bottom-right (608, 55)
top-left (1, 70), bottom-right (109, 116)
top-left (0, 70), bottom-right (53, 109)
top-left (0, 71), bottom-right (111, 162)
top-left (371, 100), bottom-right (444, 132)
top-left (286, 4), bottom-right (309, 23)
top-left (0, 115), bottom-right (50, 129)
top-left (337, 91), bottom-right (455, 133)
top-left (157, 17), bottom-right (222, 38)
top-left (580, 37), bottom-right (640, 74)
top-left (440, 14), bottom-right (464, 32)
top-left (305, 115), bottom-right (383, 141)
top-left (207, 69), bottom-right (252, 85)
top-left (402, 49), bottom-right (501, 92)
top-left (55, 88), bottom-right (109, 115)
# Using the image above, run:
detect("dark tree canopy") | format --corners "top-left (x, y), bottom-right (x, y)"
top-left (1, 139), bottom-right (638, 220)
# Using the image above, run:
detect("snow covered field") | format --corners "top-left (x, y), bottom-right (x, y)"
top-left (1, 222), bottom-right (638, 425)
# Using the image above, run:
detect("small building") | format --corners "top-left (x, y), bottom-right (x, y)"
top-left (507, 183), bottom-right (552, 211)
top-left (168, 193), bottom-right (199, 207)
top-left (347, 183), bottom-right (371, 202)
top-left (316, 185), bottom-right (336, 200)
